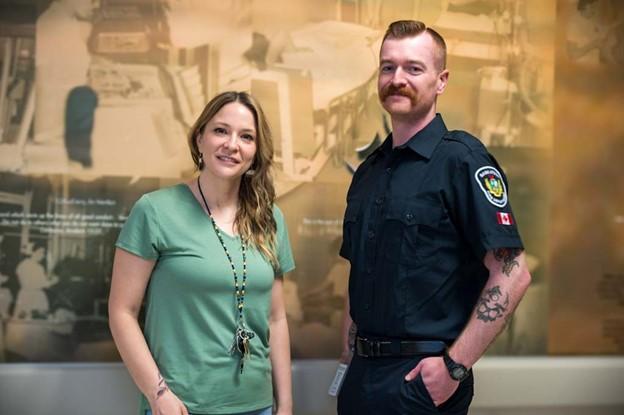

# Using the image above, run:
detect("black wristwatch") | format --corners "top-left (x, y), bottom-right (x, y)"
top-left (443, 350), bottom-right (469, 382)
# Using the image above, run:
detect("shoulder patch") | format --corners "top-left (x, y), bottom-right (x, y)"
top-left (474, 166), bottom-right (508, 208)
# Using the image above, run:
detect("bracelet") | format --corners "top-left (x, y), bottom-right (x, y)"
top-left (155, 373), bottom-right (169, 400)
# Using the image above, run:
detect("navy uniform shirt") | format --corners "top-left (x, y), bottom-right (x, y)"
top-left (340, 114), bottom-right (524, 343)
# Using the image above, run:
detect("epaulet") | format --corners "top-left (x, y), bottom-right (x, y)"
top-left (441, 130), bottom-right (485, 152)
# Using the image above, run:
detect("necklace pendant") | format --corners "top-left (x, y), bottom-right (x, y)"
top-left (241, 334), bottom-right (250, 357)
top-left (229, 336), bottom-right (238, 355)
top-left (231, 326), bottom-right (256, 375)
top-left (229, 329), bottom-right (243, 355)
top-left (230, 326), bottom-right (255, 359)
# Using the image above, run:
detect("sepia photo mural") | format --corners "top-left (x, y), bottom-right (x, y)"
top-left (549, 0), bottom-right (624, 355)
top-left (0, 0), bottom-right (620, 362)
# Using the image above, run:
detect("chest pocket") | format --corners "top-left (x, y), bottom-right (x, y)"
top-left (383, 200), bottom-right (447, 313)
top-left (342, 199), bottom-right (362, 261)
top-left (382, 200), bottom-right (444, 266)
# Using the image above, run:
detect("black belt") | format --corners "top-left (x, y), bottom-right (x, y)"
top-left (355, 336), bottom-right (447, 358)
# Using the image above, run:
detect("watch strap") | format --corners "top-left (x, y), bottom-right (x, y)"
top-left (443, 350), bottom-right (469, 382)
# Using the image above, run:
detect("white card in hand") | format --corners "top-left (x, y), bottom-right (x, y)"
top-left (328, 363), bottom-right (349, 396)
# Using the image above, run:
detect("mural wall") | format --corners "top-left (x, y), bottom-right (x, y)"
top-left (549, 0), bottom-right (624, 354)
top-left (0, 0), bottom-right (620, 362)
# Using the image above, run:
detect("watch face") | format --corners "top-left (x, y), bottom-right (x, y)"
top-left (452, 367), bottom-right (467, 380)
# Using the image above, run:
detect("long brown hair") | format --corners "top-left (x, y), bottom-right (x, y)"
top-left (188, 91), bottom-right (278, 269)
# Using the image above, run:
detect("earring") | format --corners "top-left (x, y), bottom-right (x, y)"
top-left (245, 169), bottom-right (255, 176)
top-left (198, 152), bottom-right (204, 169)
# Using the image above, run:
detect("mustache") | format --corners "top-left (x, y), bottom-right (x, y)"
top-left (379, 84), bottom-right (416, 101)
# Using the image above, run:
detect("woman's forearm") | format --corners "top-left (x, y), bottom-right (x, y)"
top-left (109, 309), bottom-right (166, 404)
top-left (108, 248), bottom-right (164, 404)
top-left (269, 315), bottom-right (292, 413)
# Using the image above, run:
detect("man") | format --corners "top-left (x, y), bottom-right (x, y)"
top-left (337, 20), bottom-right (531, 415)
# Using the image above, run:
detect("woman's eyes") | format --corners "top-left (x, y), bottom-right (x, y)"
top-left (213, 128), bottom-right (254, 142)
top-left (240, 134), bottom-right (255, 142)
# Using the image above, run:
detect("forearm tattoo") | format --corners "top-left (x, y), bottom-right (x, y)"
top-left (348, 322), bottom-right (357, 351)
top-left (156, 372), bottom-right (168, 400)
top-left (493, 248), bottom-right (522, 277)
top-left (476, 286), bottom-right (509, 323)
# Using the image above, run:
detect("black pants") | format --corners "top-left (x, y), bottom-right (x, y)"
top-left (337, 354), bottom-right (473, 415)
top-left (64, 132), bottom-right (92, 167)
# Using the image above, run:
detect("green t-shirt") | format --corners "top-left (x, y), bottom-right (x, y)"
top-left (115, 184), bottom-right (295, 414)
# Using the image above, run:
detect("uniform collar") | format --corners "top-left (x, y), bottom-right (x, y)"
top-left (378, 114), bottom-right (447, 160)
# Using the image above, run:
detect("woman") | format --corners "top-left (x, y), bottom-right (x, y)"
top-left (109, 91), bottom-right (295, 415)
top-left (14, 245), bottom-right (57, 320)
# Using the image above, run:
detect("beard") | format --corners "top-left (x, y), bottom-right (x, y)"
top-left (379, 84), bottom-right (417, 106)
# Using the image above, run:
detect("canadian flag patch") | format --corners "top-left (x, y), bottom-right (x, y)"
top-left (496, 212), bottom-right (513, 225)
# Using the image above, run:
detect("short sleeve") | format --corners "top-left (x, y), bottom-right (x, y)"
top-left (339, 200), bottom-right (359, 260)
top-left (115, 194), bottom-right (161, 260)
top-left (273, 205), bottom-right (295, 276)
top-left (451, 149), bottom-right (524, 260)
top-left (338, 163), bottom-right (367, 261)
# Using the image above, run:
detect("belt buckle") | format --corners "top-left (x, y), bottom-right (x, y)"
top-left (357, 337), bottom-right (392, 357)
top-left (372, 340), bottom-right (391, 357)
top-left (357, 337), bottom-right (370, 357)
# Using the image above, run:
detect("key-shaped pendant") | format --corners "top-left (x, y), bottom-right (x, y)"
top-left (229, 328), bottom-right (243, 355)
top-left (230, 327), bottom-right (255, 374)
top-left (238, 328), bottom-right (255, 357)
top-left (230, 327), bottom-right (255, 357)
top-left (241, 334), bottom-right (249, 356)
top-left (239, 334), bottom-right (250, 374)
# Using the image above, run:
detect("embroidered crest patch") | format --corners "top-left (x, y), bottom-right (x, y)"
top-left (475, 166), bottom-right (508, 207)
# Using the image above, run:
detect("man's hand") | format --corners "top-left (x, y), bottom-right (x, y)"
top-left (339, 348), bottom-right (353, 365)
top-left (339, 309), bottom-right (356, 364)
top-left (404, 356), bottom-right (458, 407)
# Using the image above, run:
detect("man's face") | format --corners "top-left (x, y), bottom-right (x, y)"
top-left (377, 33), bottom-right (448, 119)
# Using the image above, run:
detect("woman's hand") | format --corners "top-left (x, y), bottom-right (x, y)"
top-left (148, 389), bottom-right (189, 415)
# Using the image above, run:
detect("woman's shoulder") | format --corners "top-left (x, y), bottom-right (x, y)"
top-left (140, 183), bottom-right (190, 206)
top-left (271, 203), bottom-right (286, 222)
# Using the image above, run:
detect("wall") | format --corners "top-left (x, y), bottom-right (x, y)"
top-left (2, 358), bottom-right (624, 415)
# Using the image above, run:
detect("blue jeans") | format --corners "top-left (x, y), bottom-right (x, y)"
top-left (146, 407), bottom-right (272, 415)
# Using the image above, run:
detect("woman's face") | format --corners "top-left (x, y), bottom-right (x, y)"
top-left (196, 102), bottom-right (258, 181)
top-left (32, 248), bottom-right (45, 262)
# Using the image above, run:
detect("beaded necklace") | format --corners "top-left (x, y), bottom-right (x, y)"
top-left (197, 176), bottom-right (255, 374)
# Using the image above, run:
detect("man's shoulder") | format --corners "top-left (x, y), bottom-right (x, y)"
top-left (350, 148), bottom-right (379, 180)
top-left (441, 129), bottom-right (487, 153)
top-left (436, 130), bottom-right (492, 166)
